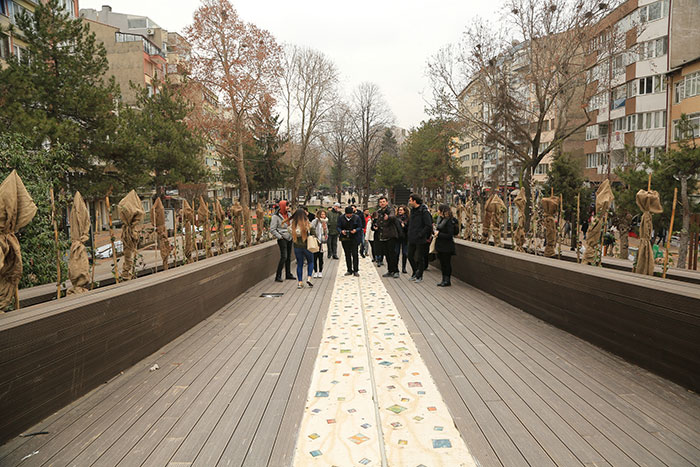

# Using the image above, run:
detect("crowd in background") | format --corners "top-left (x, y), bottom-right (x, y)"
top-left (269, 194), bottom-right (460, 289)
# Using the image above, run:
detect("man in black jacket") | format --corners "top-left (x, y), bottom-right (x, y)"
top-left (337, 207), bottom-right (362, 276)
top-left (376, 195), bottom-right (400, 278)
top-left (407, 193), bottom-right (433, 283)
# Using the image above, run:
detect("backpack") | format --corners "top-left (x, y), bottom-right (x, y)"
top-left (451, 217), bottom-right (460, 237)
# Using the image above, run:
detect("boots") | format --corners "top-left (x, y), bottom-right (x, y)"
top-left (437, 275), bottom-right (451, 287)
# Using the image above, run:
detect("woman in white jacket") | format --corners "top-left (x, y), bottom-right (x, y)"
top-left (366, 212), bottom-right (377, 262)
top-left (310, 210), bottom-right (329, 277)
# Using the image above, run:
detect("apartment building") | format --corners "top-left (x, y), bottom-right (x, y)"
top-left (1, 0), bottom-right (78, 65)
top-left (583, 0), bottom-right (700, 182)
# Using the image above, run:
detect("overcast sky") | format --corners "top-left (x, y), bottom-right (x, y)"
top-left (80, 0), bottom-right (505, 129)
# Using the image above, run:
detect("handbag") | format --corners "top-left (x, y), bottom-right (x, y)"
top-left (307, 234), bottom-right (320, 253)
top-left (428, 233), bottom-right (437, 254)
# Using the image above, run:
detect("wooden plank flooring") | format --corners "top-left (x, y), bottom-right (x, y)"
top-left (2, 255), bottom-right (699, 466)
top-left (381, 263), bottom-right (700, 467)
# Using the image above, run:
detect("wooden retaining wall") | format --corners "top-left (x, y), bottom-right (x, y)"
top-left (0, 242), bottom-right (278, 444)
top-left (453, 240), bottom-right (700, 393)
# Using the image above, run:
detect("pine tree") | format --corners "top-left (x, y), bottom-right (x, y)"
top-left (0, 0), bottom-right (120, 196)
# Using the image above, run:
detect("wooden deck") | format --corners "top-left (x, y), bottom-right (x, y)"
top-left (1, 258), bottom-right (699, 466)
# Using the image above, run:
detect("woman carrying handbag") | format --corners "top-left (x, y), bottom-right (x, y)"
top-left (287, 208), bottom-right (315, 289)
top-left (434, 204), bottom-right (459, 287)
top-left (311, 210), bottom-right (329, 278)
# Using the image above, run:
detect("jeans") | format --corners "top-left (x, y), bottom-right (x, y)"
top-left (359, 232), bottom-right (366, 256)
top-left (438, 252), bottom-right (452, 278)
top-left (276, 239), bottom-right (292, 278)
top-left (341, 238), bottom-right (359, 273)
top-left (397, 239), bottom-right (408, 270)
top-left (327, 234), bottom-right (339, 258)
top-left (314, 251), bottom-right (324, 272)
top-left (384, 238), bottom-right (399, 273)
top-left (294, 247), bottom-right (314, 281)
top-left (408, 242), bottom-right (427, 278)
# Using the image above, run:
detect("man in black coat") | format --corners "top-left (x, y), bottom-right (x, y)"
top-left (337, 206), bottom-right (362, 276)
top-left (376, 195), bottom-right (400, 278)
top-left (407, 193), bottom-right (433, 283)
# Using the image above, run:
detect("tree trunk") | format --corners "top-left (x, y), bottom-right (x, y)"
top-left (522, 168), bottom-right (533, 233)
top-left (677, 176), bottom-right (690, 269)
top-left (236, 129), bottom-right (252, 247)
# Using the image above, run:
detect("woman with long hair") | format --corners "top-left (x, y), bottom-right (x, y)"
top-left (435, 204), bottom-right (459, 287)
top-left (287, 208), bottom-right (315, 289)
top-left (397, 205), bottom-right (410, 274)
top-left (311, 209), bottom-right (328, 278)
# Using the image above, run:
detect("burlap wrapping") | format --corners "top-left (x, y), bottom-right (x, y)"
top-left (67, 191), bottom-right (90, 294)
top-left (541, 196), bottom-right (560, 257)
top-left (463, 201), bottom-right (472, 240)
top-left (582, 179), bottom-right (615, 265)
top-left (633, 189), bottom-right (663, 275)
top-left (152, 198), bottom-right (170, 270)
top-left (484, 194), bottom-right (506, 247)
top-left (513, 190), bottom-right (527, 252)
top-left (182, 200), bottom-right (194, 263)
top-left (231, 201), bottom-right (243, 248)
top-left (256, 203), bottom-right (265, 242)
top-left (0, 171), bottom-right (37, 309)
top-left (197, 196), bottom-right (212, 258)
top-left (118, 190), bottom-right (144, 280)
top-left (214, 200), bottom-right (226, 253)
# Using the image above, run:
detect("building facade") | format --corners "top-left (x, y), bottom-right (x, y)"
top-left (1, 0), bottom-right (78, 65)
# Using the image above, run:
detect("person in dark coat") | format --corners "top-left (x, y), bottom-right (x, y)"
top-left (435, 204), bottom-right (459, 286)
top-left (376, 195), bottom-right (400, 278)
top-left (337, 206), bottom-right (362, 276)
top-left (407, 193), bottom-right (433, 283)
top-left (396, 205), bottom-right (410, 273)
top-left (326, 203), bottom-right (341, 259)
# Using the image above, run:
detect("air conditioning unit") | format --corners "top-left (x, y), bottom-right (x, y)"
top-left (146, 28), bottom-right (155, 36)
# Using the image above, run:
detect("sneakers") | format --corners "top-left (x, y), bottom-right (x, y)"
top-left (344, 271), bottom-right (353, 276)
top-left (318, 272), bottom-right (323, 278)
top-left (414, 277), bottom-right (423, 283)
top-left (392, 272), bottom-right (400, 278)
top-left (382, 272), bottom-right (393, 278)
top-left (409, 275), bottom-right (417, 282)
top-left (306, 280), bottom-right (314, 288)
top-left (312, 272), bottom-right (319, 278)
top-left (274, 276), bottom-right (283, 282)
top-left (285, 274), bottom-right (296, 280)
top-left (353, 272), bottom-right (360, 277)
top-left (297, 282), bottom-right (303, 289)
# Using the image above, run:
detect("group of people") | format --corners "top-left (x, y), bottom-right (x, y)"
top-left (269, 194), bottom-right (460, 289)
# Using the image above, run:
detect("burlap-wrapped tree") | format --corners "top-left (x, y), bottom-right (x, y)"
top-left (582, 179), bottom-right (614, 265)
top-left (633, 189), bottom-right (663, 275)
top-left (118, 190), bottom-right (145, 280)
top-left (513, 190), bottom-right (527, 252)
top-left (67, 191), bottom-right (90, 294)
top-left (256, 203), bottom-right (265, 243)
top-left (151, 198), bottom-right (171, 270)
top-left (231, 200), bottom-right (243, 249)
top-left (214, 200), bottom-right (226, 253)
top-left (182, 200), bottom-right (194, 263)
top-left (197, 196), bottom-right (212, 258)
top-left (483, 193), bottom-right (506, 247)
top-left (0, 171), bottom-right (37, 310)
top-left (541, 196), bottom-right (560, 257)
top-left (463, 199), bottom-right (473, 240)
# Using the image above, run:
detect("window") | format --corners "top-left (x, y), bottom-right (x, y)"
top-left (626, 114), bottom-right (637, 132)
top-left (543, 119), bottom-right (550, 131)
top-left (8, 1), bottom-right (30, 25)
top-left (673, 113), bottom-right (700, 141)
top-left (639, 36), bottom-right (668, 60)
top-left (612, 54), bottom-right (625, 76)
top-left (638, 76), bottom-right (653, 95)
top-left (586, 125), bottom-right (599, 140)
top-left (471, 152), bottom-right (479, 160)
top-left (58, 0), bottom-right (76, 18)
top-left (0, 33), bottom-right (9, 60)
top-left (0, 0), bottom-right (6, 15)
top-left (685, 72), bottom-right (700, 99)
top-left (675, 82), bottom-right (685, 104)
top-left (586, 153), bottom-right (597, 168)
top-left (634, 111), bottom-right (666, 131)
top-left (534, 163), bottom-right (549, 175)
top-left (627, 79), bottom-right (638, 98)
top-left (614, 117), bottom-right (626, 132)
top-left (640, 0), bottom-right (669, 23)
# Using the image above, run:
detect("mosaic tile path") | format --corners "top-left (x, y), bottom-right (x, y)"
top-left (293, 254), bottom-right (477, 466)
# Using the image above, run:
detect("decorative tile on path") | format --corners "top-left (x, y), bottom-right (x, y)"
top-left (293, 253), bottom-right (476, 466)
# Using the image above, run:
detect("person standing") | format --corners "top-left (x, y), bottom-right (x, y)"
top-left (396, 205), bottom-right (410, 274)
top-left (311, 209), bottom-right (329, 278)
top-left (366, 212), bottom-right (376, 262)
top-left (407, 193), bottom-right (433, 283)
top-left (377, 195), bottom-right (400, 278)
top-left (326, 203), bottom-right (341, 259)
top-left (370, 211), bottom-right (383, 266)
top-left (270, 200), bottom-right (295, 282)
top-left (288, 208), bottom-right (315, 289)
top-left (435, 204), bottom-right (459, 287)
top-left (338, 206), bottom-right (362, 276)
top-left (362, 208), bottom-right (371, 258)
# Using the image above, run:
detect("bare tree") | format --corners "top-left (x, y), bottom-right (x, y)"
top-left (186, 0), bottom-right (282, 246)
top-left (349, 83), bottom-right (394, 209)
top-left (321, 102), bottom-right (352, 202)
top-left (281, 45), bottom-right (339, 204)
top-left (427, 0), bottom-right (612, 226)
